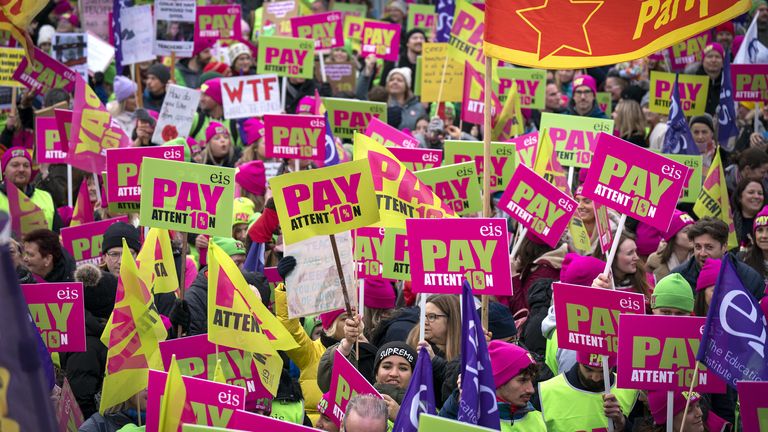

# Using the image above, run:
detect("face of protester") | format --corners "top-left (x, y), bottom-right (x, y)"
top-left (105, 246), bottom-right (138, 275)
top-left (545, 83), bottom-right (562, 111)
top-left (331, 49), bottom-right (349, 62)
top-left (232, 253), bottom-right (246, 268)
top-left (615, 239), bottom-right (639, 276)
top-left (572, 86), bottom-right (595, 115)
top-left (740, 181), bottom-right (765, 216)
top-left (387, 73), bottom-right (407, 97)
top-left (146, 74), bottom-right (164, 94)
top-left (385, 5), bottom-right (405, 23)
top-left (124, 94), bottom-right (137, 112)
top-left (209, 133), bottom-right (231, 159)
top-left (757, 4), bottom-right (768, 25)
top-left (375, 355), bottom-right (413, 389)
top-left (575, 194), bottom-right (595, 223)
top-left (692, 234), bottom-right (727, 268)
top-left (577, 364), bottom-right (605, 391)
top-left (756, 226), bottom-right (768, 253)
top-left (673, 400), bottom-right (704, 432)
top-left (23, 242), bottom-right (53, 277)
top-left (316, 414), bottom-right (340, 432)
top-left (675, 227), bottom-right (693, 251)
top-left (233, 224), bottom-right (248, 242)
top-left (233, 54), bottom-right (253, 73)
top-left (197, 48), bottom-right (213, 67)
top-left (743, 163), bottom-right (768, 183)
top-left (414, 118), bottom-right (429, 136)
top-left (407, 32), bottom-right (425, 55)
top-left (424, 302), bottom-right (448, 345)
top-left (690, 123), bottom-right (713, 150)
top-left (199, 94), bottom-right (219, 112)
top-left (556, 69), bottom-right (574, 83)
top-left (4, 156), bottom-right (31, 189)
top-left (497, 373), bottom-right (535, 408)
top-left (716, 31), bottom-right (733, 51)
top-left (343, 410), bottom-right (387, 432)
top-left (702, 50), bottom-right (724, 77)
top-left (604, 77), bottom-right (624, 102)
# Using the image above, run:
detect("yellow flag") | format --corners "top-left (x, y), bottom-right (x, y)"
top-left (137, 228), bottom-right (180, 294)
top-left (207, 241), bottom-right (298, 353)
top-left (213, 358), bottom-right (227, 384)
top-left (158, 355), bottom-right (186, 432)
top-left (693, 149), bottom-right (738, 249)
top-left (100, 240), bottom-right (168, 413)
top-left (0, 1), bottom-right (46, 30)
top-left (253, 352), bottom-right (284, 397)
top-left (492, 84), bottom-right (523, 141)
top-left (7, 180), bottom-right (48, 238)
top-left (533, 128), bottom-right (571, 196)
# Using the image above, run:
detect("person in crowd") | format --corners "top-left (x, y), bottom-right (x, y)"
top-left (175, 45), bottom-right (212, 88)
top-left (641, 391), bottom-right (705, 432)
top-left (342, 394), bottom-right (389, 432)
top-left (199, 122), bottom-right (240, 167)
top-left (384, 67), bottom-right (425, 131)
top-left (644, 93), bottom-right (668, 151)
top-left (361, 279), bottom-right (397, 341)
top-left (142, 63), bottom-right (170, 112)
top-left (237, 119), bottom-right (267, 164)
top-left (131, 108), bottom-right (159, 147)
top-left (189, 78), bottom-right (242, 148)
top-left (379, 28), bottom-right (424, 91)
top-left (731, 178), bottom-right (766, 247)
top-left (646, 210), bottom-right (695, 280)
top-left (530, 80), bottom-right (565, 128)
top-left (595, 232), bottom-right (653, 312)
top-left (0, 147), bottom-right (62, 232)
top-left (568, 184), bottom-right (619, 253)
top-left (79, 391), bottom-right (148, 431)
top-left (23, 229), bottom-right (75, 283)
top-left (725, 147), bottom-right (768, 196)
top-left (612, 98), bottom-right (647, 147)
top-left (555, 69), bottom-right (576, 99)
top-left (741, 205), bottom-right (768, 280)
top-left (232, 197), bottom-right (255, 242)
top-left (235, 159), bottom-right (267, 212)
top-left (604, 71), bottom-right (629, 105)
top-left (694, 258), bottom-right (721, 317)
top-left (565, 75), bottom-right (608, 118)
top-left (695, 43), bottom-right (724, 117)
top-left (107, 76), bottom-right (138, 137)
top-left (689, 115), bottom-right (717, 170)
top-left (509, 234), bottom-right (567, 315)
top-left (714, 21), bottom-right (735, 53)
top-left (228, 42), bottom-right (256, 75)
top-left (316, 392), bottom-right (341, 432)
top-left (650, 274), bottom-right (694, 316)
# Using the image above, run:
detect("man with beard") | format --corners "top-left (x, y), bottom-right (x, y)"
top-left (488, 341), bottom-right (546, 431)
top-left (188, 77), bottom-right (242, 148)
top-left (379, 28), bottom-right (425, 91)
top-left (534, 352), bottom-right (638, 431)
top-left (175, 45), bottom-right (212, 88)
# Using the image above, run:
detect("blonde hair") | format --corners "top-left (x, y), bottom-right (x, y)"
top-left (406, 294), bottom-right (462, 361)
top-left (614, 99), bottom-right (646, 140)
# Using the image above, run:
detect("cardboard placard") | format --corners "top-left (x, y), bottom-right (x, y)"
top-left (353, 227), bottom-right (388, 280)
top-left (12, 46), bottom-right (78, 95)
top-left (418, 43), bottom-right (463, 103)
top-left (407, 4), bottom-right (436, 38)
top-left (106, 146), bottom-right (185, 204)
top-left (194, 5), bottom-right (241, 50)
top-left (257, 36), bottom-right (315, 79)
top-left (664, 32), bottom-right (710, 72)
top-left (731, 64), bottom-right (768, 102)
top-left (328, 350), bottom-right (382, 414)
top-left (539, 113), bottom-right (614, 168)
top-left (360, 21), bottom-right (401, 61)
top-left (21, 283), bottom-right (86, 352)
top-left (316, 60), bottom-right (356, 96)
top-left (649, 71), bottom-right (710, 116)
top-left (381, 228), bottom-right (410, 281)
top-left (119, 5), bottom-right (155, 65)
top-left (442, 140), bottom-right (516, 193)
top-left (290, 12), bottom-right (344, 50)
top-left (153, 0), bottom-right (196, 57)
top-left (415, 162), bottom-right (482, 216)
top-left (35, 117), bottom-right (68, 164)
top-left (0, 47), bottom-right (23, 86)
top-left (261, 0), bottom-right (300, 37)
top-left (322, 97), bottom-right (387, 139)
top-left (508, 132), bottom-right (539, 167)
top-left (61, 216), bottom-right (130, 266)
top-left (497, 67), bottom-right (546, 109)
top-left (152, 84), bottom-right (202, 144)
top-left (53, 33), bottom-right (88, 81)
top-left (80, 0), bottom-right (112, 41)
top-left (263, 114), bottom-right (326, 160)
top-left (220, 74), bottom-right (281, 119)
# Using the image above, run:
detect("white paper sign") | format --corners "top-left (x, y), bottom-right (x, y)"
top-left (285, 231), bottom-right (356, 318)
top-left (80, 0), bottom-right (112, 41)
top-left (53, 33), bottom-right (88, 81)
top-left (152, 84), bottom-right (201, 144)
top-left (220, 74), bottom-right (281, 120)
top-left (120, 5), bottom-right (156, 65)
top-left (153, 0), bottom-right (196, 57)
top-left (86, 32), bottom-right (114, 74)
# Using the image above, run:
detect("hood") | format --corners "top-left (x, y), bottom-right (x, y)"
top-left (541, 305), bottom-right (557, 337)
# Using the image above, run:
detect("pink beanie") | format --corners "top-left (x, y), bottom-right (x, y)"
top-left (696, 258), bottom-right (721, 292)
top-left (243, 118), bottom-right (265, 145)
top-left (572, 74), bottom-right (597, 95)
top-left (205, 122), bottom-right (229, 143)
top-left (296, 96), bottom-right (315, 114)
top-left (1, 147), bottom-right (32, 173)
top-left (704, 42), bottom-right (725, 59)
top-left (489, 340), bottom-right (534, 389)
top-left (363, 279), bottom-right (396, 309)
top-left (647, 390), bottom-right (700, 425)
top-left (319, 309), bottom-right (345, 330)
top-left (235, 160), bottom-right (267, 197)
top-left (635, 222), bottom-right (663, 256)
top-left (560, 253), bottom-right (606, 286)
top-left (576, 351), bottom-right (616, 369)
top-left (578, 168), bottom-right (589, 184)
top-left (664, 210), bottom-right (695, 242)
top-left (201, 78), bottom-right (223, 105)
top-left (753, 205), bottom-right (768, 231)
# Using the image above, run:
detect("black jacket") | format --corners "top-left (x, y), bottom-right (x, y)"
top-left (186, 268), bottom-right (211, 336)
top-left (45, 249), bottom-right (76, 282)
top-left (522, 278), bottom-right (554, 357)
top-left (60, 310), bottom-right (108, 420)
top-left (369, 306), bottom-right (419, 347)
top-left (671, 254), bottom-right (765, 300)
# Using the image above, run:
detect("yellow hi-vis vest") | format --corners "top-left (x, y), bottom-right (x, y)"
top-left (500, 410), bottom-right (547, 432)
top-left (0, 186), bottom-right (55, 229)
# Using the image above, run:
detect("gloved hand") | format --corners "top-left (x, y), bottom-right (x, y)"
top-left (277, 256), bottom-right (297, 280)
top-left (169, 298), bottom-right (190, 335)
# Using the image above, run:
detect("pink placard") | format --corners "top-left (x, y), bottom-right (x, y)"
top-left (737, 381), bottom-right (768, 431)
top-left (594, 203), bottom-right (613, 255)
top-left (389, 147), bottom-right (441, 172)
top-left (290, 12), bottom-right (344, 50)
top-left (105, 146), bottom-right (185, 203)
top-left (617, 315), bottom-right (726, 393)
top-left (21, 283), bottom-right (85, 352)
top-left (506, 132), bottom-right (539, 167)
top-left (229, 409), bottom-right (318, 431)
top-left (498, 163), bottom-right (576, 248)
top-left (60, 216), bottom-right (129, 266)
top-left (159, 334), bottom-right (272, 402)
top-left (263, 114), bottom-right (326, 161)
top-left (194, 5), bottom-right (242, 50)
top-left (145, 369), bottom-right (246, 431)
top-left (553, 282), bottom-right (646, 356)
top-left (664, 32), bottom-right (709, 72)
top-left (353, 227), bottom-right (388, 280)
top-left (12, 46), bottom-right (77, 95)
top-left (406, 218), bottom-right (512, 295)
top-left (328, 350), bottom-right (381, 414)
top-left (54, 109), bottom-right (73, 151)
top-left (360, 21), bottom-right (401, 61)
top-left (581, 133), bottom-right (690, 232)
top-left (731, 64), bottom-right (768, 102)
top-left (56, 378), bottom-right (85, 430)
top-left (35, 117), bottom-right (68, 164)
top-left (364, 117), bottom-right (421, 149)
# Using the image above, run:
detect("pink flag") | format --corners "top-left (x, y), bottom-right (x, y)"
top-left (7, 182), bottom-right (48, 238)
top-left (70, 178), bottom-right (94, 227)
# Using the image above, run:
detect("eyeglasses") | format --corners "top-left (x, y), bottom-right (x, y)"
top-left (105, 250), bottom-right (137, 259)
top-left (425, 313), bottom-right (448, 323)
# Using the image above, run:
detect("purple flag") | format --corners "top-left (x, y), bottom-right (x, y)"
top-left (243, 241), bottom-right (264, 273)
top-left (663, 73), bottom-right (700, 155)
top-left (392, 346), bottom-right (436, 432)
top-left (457, 281), bottom-right (499, 428)
top-left (435, 0), bottom-right (455, 43)
top-left (717, 50), bottom-right (739, 150)
top-left (111, 0), bottom-right (133, 70)
top-left (696, 254), bottom-right (768, 388)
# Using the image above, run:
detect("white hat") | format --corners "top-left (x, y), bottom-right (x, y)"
top-left (387, 67), bottom-right (412, 88)
top-left (227, 43), bottom-right (252, 66)
top-left (37, 25), bottom-right (55, 45)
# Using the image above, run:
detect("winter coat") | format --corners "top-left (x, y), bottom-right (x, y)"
top-left (509, 244), bottom-right (567, 315)
top-left (522, 278), bottom-right (555, 357)
top-left (186, 268), bottom-right (211, 336)
top-left (389, 95), bottom-right (427, 131)
top-left (564, 101), bottom-right (609, 119)
top-left (369, 306), bottom-right (419, 347)
top-left (78, 411), bottom-right (137, 432)
top-left (141, 88), bottom-right (165, 112)
top-left (671, 254), bottom-right (765, 300)
top-left (61, 310), bottom-right (109, 420)
top-left (316, 341), bottom-right (379, 393)
top-left (44, 249), bottom-right (76, 282)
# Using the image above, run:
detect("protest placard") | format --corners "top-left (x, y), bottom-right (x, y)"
top-left (13, 46), bottom-right (78, 95)
top-left (263, 114), bottom-right (326, 160)
top-left (649, 71), bottom-right (710, 116)
top-left (664, 32), bottom-right (710, 72)
top-left (407, 218), bottom-right (512, 296)
top-left (594, 203), bottom-right (613, 255)
top-left (331, 1), bottom-right (367, 18)
top-left (596, 92), bottom-right (612, 117)
top-left (360, 21), bottom-right (401, 61)
top-left (736, 381), bottom-right (768, 432)
top-left (497, 68), bottom-right (546, 109)
top-left (381, 228), bottom-right (410, 281)
top-left (270, 159), bottom-right (378, 244)
top-left (21, 283), bottom-right (85, 352)
top-left (617, 315), bottom-right (727, 393)
top-left (152, 84), bottom-right (201, 143)
top-left (139, 159), bottom-right (235, 237)
top-left (61, 216), bottom-right (130, 266)
top-left (462, 63), bottom-right (501, 125)
top-left (220, 74), bottom-right (281, 119)
top-left (56, 378), bottom-right (84, 431)
top-left (261, 0), bottom-right (300, 37)
top-left (407, 4), bottom-right (436, 37)
top-left (364, 117), bottom-right (421, 149)
top-left (329, 350), bottom-right (382, 413)
top-left (539, 113), bottom-right (614, 168)
top-left (582, 133), bottom-right (691, 231)
top-left (316, 60), bottom-right (356, 95)
top-left (119, 5), bottom-right (155, 65)
top-left (553, 282), bottom-right (645, 356)
top-left (418, 43), bottom-right (463, 103)
top-left (55, 108), bottom-right (73, 149)
top-left (291, 11), bottom-right (344, 50)
top-left (508, 132), bottom-right (539, 167)
top-left (344, 16), bottom-right (383, 51)
top-left (86, 32), bottom-right (114, 74)
top-left (35, 117), bottom-right (67, 164)
top-left (194, 5), bottom-right (241, 51)
top-left (731, 64), bottom-right (768, 102)
top-left (499, 163), bottom-right (577, 247)
top-left (416, 162), bottom-right (482, 216)
top-left (145, 369), bottom-right (246, 430)
top-left (0, 47), bottom-right (23, 86)
top-left (228, 410), bottom-right (319, 431)
top-left (448, 0), bottom-right (485, 72)
top-left (257, 36), bottom-right (315, 79)
top-left (354, 227), bottom-right (388, 280)
top-left (53, 33), bottom-right (88, 81)
top-left (323, 97), bottom-right (387, 139)
top-left (284, 231), bottom-right (356, 318)
top-left (389, 147), bottom-right (442, 172)
top-left (153, 0), bottom-right (196, 57)
top-left (659, 153), bottom-right (702, 204)
top-left (106, 146), bottom-right (185, 204)
top-left (443, 140), bottom-right (516, 193)
top-left (80, 0), bottom-right (112, 41)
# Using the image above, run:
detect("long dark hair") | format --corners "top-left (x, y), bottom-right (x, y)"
top-left (595, 232), bottom-right (652, 300)
top-left (517, 236), bottom-right (556, 281)
top-left (743, 245), bottom-right (768, 277)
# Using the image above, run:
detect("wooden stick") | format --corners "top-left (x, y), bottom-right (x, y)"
top-left (318, 53), bottom-right (327, 83)
top-left (435, 48), bottom-right (450, 110)
top-left (679, 361), bottom-right (701, 431)
top-left (329, 234), bottom-right (353, 315)
top-left (603, 355), bottom-right (614, 432)
top-left (135, 63), bottom-right (144, 109)
top-left (481, 59), bottom-right (493, 327)
top-left (10, 87), bottom-right (17, 118)
top-left (169, 51), bottom-right (176, 84)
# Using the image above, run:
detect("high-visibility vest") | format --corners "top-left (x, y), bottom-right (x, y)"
top-left (0, 187), bottom-right (55, 229)
top-left (270, 400), bottom-right (305, 425)
top-left (500, 409), bottom-right (547, 432)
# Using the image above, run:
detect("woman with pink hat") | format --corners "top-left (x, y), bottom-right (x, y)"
top-left (740, 205), bottom-right (768, 281)
top-left (646, 210), bottom-right (695, 280)
top-left (199, 122), bottom-right (240, 167)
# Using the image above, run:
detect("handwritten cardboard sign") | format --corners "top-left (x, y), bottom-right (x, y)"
top-left (0, 47), bottom-right (23, 87)
top-left (61, 216), bottom-right (130, 266)
top-left (497, 67), bottom-right (546, 109)
top-left (220, 74), bottom-right (281, 119)
top-left (119, 5), bottom-right (155, 65)
top-left (152, 84), bottom-right (202, 143)
top-left (417, 43), bottom-right (462, 103)
top-left (317, 60), bottom-right (356, 95)
top-left (21, 283), bottom-right (85, 352)
top-left (442, 140), bottom-right (516, 193)
top-left (353, 227), bottom-right (388, 280)
top-left (290, 11), bottom-right (344, 50)
top-left (257, 36), bottom-right (315, 79)
top-left (416, 162), bottom-right (482, 216)
top-left (263, 114), bottom-right (326, 160)
top-left (539, 113), bottom-right (614, 168)
top-left (153, 0), bottom-right (196, 57)
top-left (381, 228), bottom-right (410, 281)
top-left (322, 97), bottom-right (387, 139)
top-left (35, 117), bottom-right (67, 164)
top-left (360, 21), bottom-right (401, 61)
top-left (106, 146), bottom-right (185, 205)
top-left (731, 64), bottom-right (768, 102)
top-left (649, 71), bottom-right (710, 116)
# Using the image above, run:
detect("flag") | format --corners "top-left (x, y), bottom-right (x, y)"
top-left (136, 228), bottom-right (179, 294)
top-left (663, 74), bottom-right (700, 156)
top-left (696, 254), bottom-right (768, 388)
top-left (207, 241), bottom-right (298, 354)
top-left (693, 148), bottom-right (738, 249)
top-left (100, 239), bottom-right (168, 413)
top-left (0, 1), bottom-right (45, 31)
top-left (112, 0), bottom-right (126, 69)
top-left (6, 181), bottom-right (48, 238)
top-left (0, 219), bottom-right (58, 431)
top-left (213, 358), bottom-right (227, 384)
top-left (392, 346), bottom-right (436, 432)
top-left (70, 178), bottom-right (95, 227)
top-left (492, 83), bottom-right (523, 141)
top-left (484, 0), bottom-right (750, 68)
top-left (533, 128), bottom-right (570, 195)
top-left (717, 50), bottom-right (738, 151)
top-left (243, 241), bottom-right (265, 273)
top-left (435, 0), bottom-right (455, 43)
top-left (457, 280), bottom-right (499, 428)
top-left (734, 14), bottom-right (768, 64)
top-left (158, 355), bottom-right (187, 432)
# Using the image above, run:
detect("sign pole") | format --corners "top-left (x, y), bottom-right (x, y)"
top-left (281, 76), bottom-right (288, 113)
top-left (67, 165), bottom-right (73, 207)
top-left (666, 391), bottom-right (674, 432)
top-left (329, 233), bottom-right (353, 315)
top-left (679, 361), bottom-right (701, 431)
top-left (134, 63), bottom-right (144, 109)
top-left (318, 53), bottom-right (327, 83)
top-left (481, 59), bottom-right (493, 329)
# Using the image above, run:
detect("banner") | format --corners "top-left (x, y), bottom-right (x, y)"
top-left (194, 5), bottom-right (241, 51)
top-left (0, 47), bottom-right (23, 86)
top-left (323, 97), bottom-right (387, 139)
top-left (119, 5), bottom-right (155, 65)
top-left (418, 43), bottom-right (463, 103)
top-left (539, 113), bottom-right (614, 168)
top-left (693, 149), bottom-right (738, 249)
top-left (508, 132), bottom-right (539, 167)
top-left (407, 218), bottom-right (511, 296)
top-left (364, 117), bottom-right (421, 149)
top-left (416, 162), bottom-right (482, 216)
top-left (106, 146), bottom-right (185, 205)
top-left (389, 147), bottom-right (442, 172)
top-left (483, 0), bottom-right (749, 68)
top-left (664, 32), bottom-right (710, 72)
top-left (582, 133), bottom-right (690, 231)
top-left (35, 117), bottom-right (68, 164)
top-left (497, 67), bottom-right (546, 108)
top-left (12, 46), bottom-right (78, 95)
top-left (270, 159), bottom-right (379, 244)
top-left (498, 163), bottom-right (577, 248)
top-left (360, 21), bottom-right (401, 61)
top-left (353, 227), bottom-right (387, 280)
top-left (263, 114), bottom-right (326, 160)
top-left (553, 282), bottom-right (645, 356)
top-left (21, 282), bottom-right (85, 352)
top-left (594, 203), bottom-right (613, 255)
top-left (284, 231), bottom-right (356, 318)
top-left (139, 159), bottom-right (235, 237)
top-left (61, 216), bottom-right (130, 266)
top-left (7, 181), bottom-right (49, 238)
top-left (443, 140), bottom-right (516, 193)
top-left (461, 62), bottom-right (501, 125)
top-left (381, 228), bottom-right (410, 281)
top-left (153, 0), bottom-right (196, 57)
top-left (649, 71), bottom-right (710, 116)
top-left (328, 350), bottom-right (382, 414)
top-left (220, 74), bottom-right (281, 119)
top-left (736, 381), bottom-right (768, 432)
top-left (152, 84), bottom-right (202, 144)
top-left (291, 11), bottom-right (344, 50)
top-left (407, 4), bottom-right (436, 37)
top-left (731, 64), bottom-right (768, 102)
top-left (257, 36), bottom-right (314, 79)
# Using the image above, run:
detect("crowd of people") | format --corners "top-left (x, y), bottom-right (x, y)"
top-left (6, 0), bottom-right (768, 431)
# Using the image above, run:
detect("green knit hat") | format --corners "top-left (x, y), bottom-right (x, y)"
top-left (651, 274), bottom-right (694, 313)
top-left (163, 137), bottom-right (191, 162)
top-left (212, 236), bottom-right (246, 257)
top-left (752, 0), bottom-right (768, 14)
